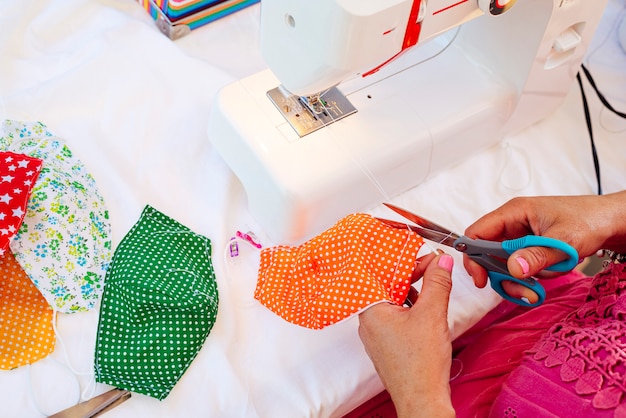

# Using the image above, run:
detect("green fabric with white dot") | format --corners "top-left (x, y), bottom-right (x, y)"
top-left (93, 205), bottom-right (218, 400)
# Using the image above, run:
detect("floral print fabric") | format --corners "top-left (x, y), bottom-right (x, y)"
top-left (0, 120), bottom-right (112, 313)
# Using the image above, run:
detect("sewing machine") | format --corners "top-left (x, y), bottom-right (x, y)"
top-left (208, 0), bottom-right (608, 244)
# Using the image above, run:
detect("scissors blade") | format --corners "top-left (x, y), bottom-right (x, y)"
top-left (48, 389), bottom-right (131, 418)
top-left (383, 203), bottom-right (454, 235)
top-left (376, 218), bottom-right (459, 247)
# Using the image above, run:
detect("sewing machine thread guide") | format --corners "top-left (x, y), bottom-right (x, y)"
top-left (267, 86), bottom-right (357, 137)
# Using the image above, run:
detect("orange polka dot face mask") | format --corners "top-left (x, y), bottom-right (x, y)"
top-left (254, 213), bottom-right (425, 329)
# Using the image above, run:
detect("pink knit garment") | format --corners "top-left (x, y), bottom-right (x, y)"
top-left (491, 262), bottom-right (626, 417)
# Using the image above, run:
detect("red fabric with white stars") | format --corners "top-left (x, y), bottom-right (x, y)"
top-left (0, 152), bottom-right (43, 256)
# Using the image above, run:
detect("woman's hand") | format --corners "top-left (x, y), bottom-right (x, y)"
top-left (463, 192), bottom-right (626, 290)
top-left (358, 253), bottom-right (455, 418)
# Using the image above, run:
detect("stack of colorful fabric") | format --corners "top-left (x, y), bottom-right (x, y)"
top-left (0, 120), bottom-right (112, 370)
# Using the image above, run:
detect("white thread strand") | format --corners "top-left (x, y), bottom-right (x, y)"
top-left (321, 27), bottom-right (461, 204)
top-left (497, 142), bottom-right (532, 191)
top-left (599, 106), bottom-right (626, 133)
top-left (27, 360), bottom-right (81, 417)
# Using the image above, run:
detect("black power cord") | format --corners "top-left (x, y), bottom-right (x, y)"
top-left (577, 63), bottom-right (626, 196)
top-left (581, 64), bottom-right (626, 119)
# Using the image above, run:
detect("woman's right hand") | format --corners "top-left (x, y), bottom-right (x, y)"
top-left (463, 191), bottom-right (626, 289)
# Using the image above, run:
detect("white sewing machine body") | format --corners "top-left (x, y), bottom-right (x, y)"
top-left (208, 0), bottom-right (608, 244)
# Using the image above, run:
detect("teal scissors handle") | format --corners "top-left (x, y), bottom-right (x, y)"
top-left (500, 236), bottom-right (579, 272)
top-left (487, 271), bottom-right (546, 307)
top-left (456, 235), bottom-right (579, 307)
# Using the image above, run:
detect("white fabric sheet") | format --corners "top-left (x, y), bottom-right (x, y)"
top-left (0, 1), bottom-right (625, 417)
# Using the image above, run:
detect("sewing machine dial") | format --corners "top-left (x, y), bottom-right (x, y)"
top-left (478, 0), bottom-right (518, 15)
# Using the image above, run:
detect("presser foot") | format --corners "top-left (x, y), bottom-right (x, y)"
top-left (267, 86), bottom-right (357, 137)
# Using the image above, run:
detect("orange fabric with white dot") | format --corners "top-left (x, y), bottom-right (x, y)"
top-left (0, 251), bottom-right (55, 370)
top-left (255, 213), bottom-right (424, 329)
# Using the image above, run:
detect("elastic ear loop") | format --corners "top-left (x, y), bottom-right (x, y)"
top-left (599, 107), bottom-right (626, 133)
top-left (151, 229), bottom-right (219, 306)
top-left (27, 309), bottom-right (97, 416)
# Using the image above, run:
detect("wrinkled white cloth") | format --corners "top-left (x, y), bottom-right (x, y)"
top-left (0, 0), bottom-right (624, 417)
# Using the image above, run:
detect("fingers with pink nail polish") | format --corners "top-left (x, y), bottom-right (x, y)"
top-left (438, 254), bottom-right (454, 273)
top-left (516, 256), bottom-right (530, 275)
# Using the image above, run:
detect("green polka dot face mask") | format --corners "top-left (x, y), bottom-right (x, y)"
top-left (94, 206), bottom-right (218, 400)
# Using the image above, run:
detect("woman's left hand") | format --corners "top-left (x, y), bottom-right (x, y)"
top-left (358, 253), bottom-right (456, 418)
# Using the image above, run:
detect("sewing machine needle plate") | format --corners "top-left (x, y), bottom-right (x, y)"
top-left (267, 86), bottom-right (357, 137)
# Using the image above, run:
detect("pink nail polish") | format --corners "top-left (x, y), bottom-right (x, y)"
top-left (516, 256), bottom-right (530, 275)
top-left (438, 254), bottom-right (454, 272)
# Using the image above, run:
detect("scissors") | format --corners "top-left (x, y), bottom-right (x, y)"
top-left (48, 388), bottom-right (131, 418)
top-left (377, 203), bottom-right (579, 307)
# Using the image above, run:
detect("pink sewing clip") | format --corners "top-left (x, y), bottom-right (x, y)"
top-left (236, 230), bottom-right (262, 249)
